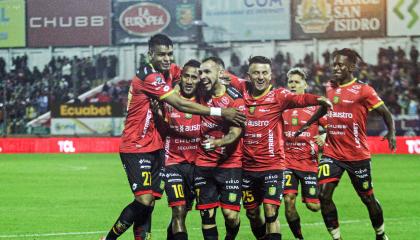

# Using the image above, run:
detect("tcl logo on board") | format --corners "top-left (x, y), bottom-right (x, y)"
top-left (120, 3), bottom-right (170, 36)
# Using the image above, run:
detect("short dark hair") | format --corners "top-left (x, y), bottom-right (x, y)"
top-left (202, 56), bottom-right (225, 69)
top-left (287, 67), bottom-right (307, 80)
top-left (248, 56), bottom-right (271, 66)
top-left (183, 59), bottom-right (201, 69)
top-left (148, 34), bottom-right (173, 50)
top-left (332, 48), bottom-right (364, 65)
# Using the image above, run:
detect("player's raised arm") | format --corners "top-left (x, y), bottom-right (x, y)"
top-left (162, 93), bottom-right (246, 126)
top-left (294, 104), bottom-right (328, 137)
top-left (373, 104), bottom-right (396, 152)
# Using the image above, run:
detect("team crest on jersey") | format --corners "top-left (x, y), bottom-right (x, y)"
top-left (229, 193), bottom-right (237, 202)
top-left (309, 186), bottom-right (316, 196)
top-left (333, 96), bottom-right (340, 104)
top-left (292, 117), bottom-right (299, 126)
top-left (268, 186), bottom-right (276, 196)
top-left (362, 181), bottom-right (369, 190)
top-left (249, 106), bottom-right (256, 114)
top-left (160, 181), bottom-right (165, 190)
top-left (185, 113), bottom-right (192, 119)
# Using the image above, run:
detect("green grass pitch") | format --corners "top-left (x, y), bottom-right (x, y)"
top-left (0, 154), bottom-right (419, 240)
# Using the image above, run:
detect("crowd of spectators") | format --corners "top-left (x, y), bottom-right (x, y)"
top-left (0, 54), bottom-right (119, 134)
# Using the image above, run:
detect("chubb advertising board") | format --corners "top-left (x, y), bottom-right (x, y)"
top-left (50, 103), bottom-right (124, 135)
top-left (292, 0), bottom-right (386, 39)
top-left (27, 0), bottom-right (111, 47)
top-left (114, 0), bottom-right (197, 44)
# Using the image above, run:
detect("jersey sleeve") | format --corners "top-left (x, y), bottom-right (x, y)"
top-left (141, 72), bottom-right (175, 100)
top-left (274, 88), bottom-right (319, 110)
top-left (227, 72), bottom-right (247, 94)
top-left (318, 115), bottom-right (328, 128)
top-left (362, 85), bottom-right (384, 111)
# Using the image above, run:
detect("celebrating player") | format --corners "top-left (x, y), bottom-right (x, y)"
top-left (161, 59), bottom-right (201, 240)
top-left (101, 35), bottom-right (245, 240)
top-left (282, 67), bottom-right (327, 240)
top-left (229, 56), bottom-right (331, 240)
top-left (315, 48), bottom-right (396, 240)
top-left (194, 57), bottom-right (245, 240)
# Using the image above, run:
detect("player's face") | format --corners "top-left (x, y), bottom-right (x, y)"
top-left (149, 45), bottom-right (174, 72)
top-left (199, 60), bottom-right (221, 92)
top-left (180, 66), bottom-right (199, 97)
top-left (287, 73), bottom-right (307, 94)
top-left (248, 63), bottom-right (271, 93)
top-left (332, 55), bottom-right (354, 83)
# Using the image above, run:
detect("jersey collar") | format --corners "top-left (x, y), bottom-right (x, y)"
top-left (252, 85), bottom-right (272, 99)
top-left (339, 78), bottom-right (357, 87)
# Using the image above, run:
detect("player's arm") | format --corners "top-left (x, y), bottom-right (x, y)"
top-left (201, 126), bottom-right (242, 151)
top-left (162, 91), bottom-right (246, 126)
top-left (373, 104), bottom-right (396, 152)
top-left (294, 105), bottom-right (329, 137)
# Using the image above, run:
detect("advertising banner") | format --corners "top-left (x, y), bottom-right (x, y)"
top-left (387, 0), bottom-right (420, 36)
top-left (202, 0), bottom-right (291, 42)
top-left (50, 103), bottom-right (124, 118)
top-left (27, 0), bottom-right (111, 47)
top-left (291, 0), bottom-right (386, 39)
top-left (113, 0), bottom-right (197, 44)
top-left (0, 0), bottom-right (25, 48)
top-left (1, 137), bottom-right (419, 154)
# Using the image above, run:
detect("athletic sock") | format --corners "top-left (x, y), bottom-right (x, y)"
top-left (224, 221), bottom-right (240, 240)
top-left (264, 233), bottom-right (282, 240)
top-left (133, 206), bottom-right (154, 240)
top-left (173, 232), bottom-right (188, 240)
top-left (252, 222), bottom-right (266, 240)
top-left (106, 201), bottom-right (152, 240)
top-left (202, 227), bottom-right (218, 240)
top-left (287, 217), bottom-right (303, 239)
top-left (322, 208), bottom-right (339, 230)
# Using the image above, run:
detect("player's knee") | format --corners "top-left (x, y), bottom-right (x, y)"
top-left (319, 190), bottom-right (332, 204)
top-left (264, 204), bottom-right (279, 224)
top-left (172, 205), bottom-right (187, 220)
top-left (306, 202), bottom-right (320, 212)
top-left (223, 209), bottom-right (239, 225)
top-left (135, 194), bottom-right (154, 206)
top-left (201, 209), bottom-right (216, 225)
top-left (284, 193), bottom-right (296, 204)
top-left (359, 193), bottom-right (376, 206)
top-left (246, 208), bottom-right (260, 221)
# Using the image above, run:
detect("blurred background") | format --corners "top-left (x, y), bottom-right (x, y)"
top-left (0, 0), bottom-right (418, 151)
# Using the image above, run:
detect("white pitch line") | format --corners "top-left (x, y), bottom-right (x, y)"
top-left (0, 217), bottom-right (417, 238)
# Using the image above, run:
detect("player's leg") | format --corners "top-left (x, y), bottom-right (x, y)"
top-left (133, 150), bottom-right (165, 240)
top-left (195, 166), bottom-right (219, 240)
top-left (217, 167), bottom-right (242, 240)
top-left (103, 153), bottom-right (156, 240)
top-left (283, 169), bottom-right (303, 240)
top-left (164, 164), bottom-right (189, 240)
top-left (261, 170), bottom-right (284, 240)
top-left (347, 160), bottom-right (388, 240)
top-left (318, 157), bottom-right (344, 240)
top-left (242, 171), bottom-right (265, 240)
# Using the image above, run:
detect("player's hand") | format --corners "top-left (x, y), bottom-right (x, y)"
top-left (313, 134), bottom-right (326, 147)
top-left (317, 96), bottom-right (333, 110)
top-left (382, 131), bottom-right (396, 152)
top-left (222, 108), bottom-right (246, 126)
top-left (294, 125), bottom-right (309, 138)
top-left (220, 71), bottom-right (232, 85)
top-left (150, 99), bottom-right (163, 117)
top-left (202, 138), bottom-right (220, 151)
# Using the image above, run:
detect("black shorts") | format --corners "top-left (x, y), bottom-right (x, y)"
top-left (120, 150), bottom-right (165, 198)
top-left (318, 156), bottom-right (373, 196)
top-left (283, 169), bottom-right (319, 203)
top-left (163, 163), bottom-right (195, 210)
top-left (242, 170), bottom-right (284, 209)
top-left (194, 166), bottom-right (242, 211)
